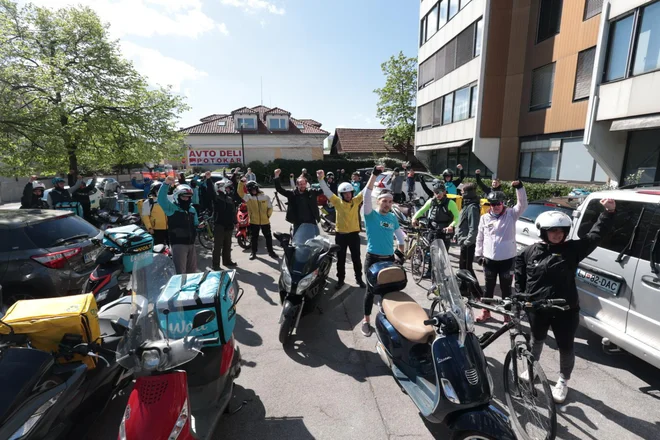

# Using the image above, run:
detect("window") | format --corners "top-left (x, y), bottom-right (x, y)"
top-left (443, 92), bottom-right (453, 124)
top-left (420, 15), bottom-right (427, 46)
top-left (296, 123), bottom-right (305, 129)
top-left (632, 1), bottom-right (660, 76)
top-left (584, 0), bottom-right (603, 21)
top-left (456, 24), bottom-right (476, 68)
top-left (420, 102), bottom-right (433, 128)
top-left (444, 39), bottom-right (457, 74)
top-left (470, 84), bottom-right (478, 117)
top-left (25, 216), bottom-right (99, 249)
top-left (559, 138), bottom-right (597, 181)
top-left (530, 63), bottom-right (555, 110)
top-left (439, 0), bottom-right (448, 27)
top-left (531, 151), bottom-right (559, 179)
top-left (604, 14), bottom-right (634, 82)
top-left (453, 87), bottom-right (470, 121)
top-left (460, 0), bottom-right (471, 9)
top-left (419, 54), bottom-right (436, 87)
top-left (435, 47), bottom-right (446, 78)
top-left (537, 0), bottom-right (562, 43)
top-left (237, 117), bottom-right (256, 129)
top-left (519, 152), bottom-right (533, 178)
top-left (427, 4), bottom-right (439, 41)
top-left (433, 98), bottom-right (443, 125)
top-left (449, 0), bottom-right (459, 20)
top-left (574, 47), bottom-right (596, 101)
top-left (269, 118), bottom-right (287, 130)
top-left (475, 19), bottom-right (483, 57)
top-left (623, 130), bottom-right (660, 184)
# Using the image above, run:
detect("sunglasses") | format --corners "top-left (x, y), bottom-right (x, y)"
top-left (490, 202), bottom-right (503, 207)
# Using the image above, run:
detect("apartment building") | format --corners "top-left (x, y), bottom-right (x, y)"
top-left (416, 0), bottom-right (608, 182)
top-left (585, 0), bottom-right (660, 185)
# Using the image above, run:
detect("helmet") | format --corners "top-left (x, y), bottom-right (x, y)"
top-left (32, 181), bottom-right (46, 191)
top-left (486, 191), bottom-right (506, 204)
top-left (246, 181), bottom-right (259, 192)
top-left (215, 179), bottom-right (232, 194)
top-left (442, 169), bottom-right (454, 177)
top-left (394, 167), bottom-right (400, 173)
top-left (536, 210), bottom-right (572, 242)
top-left (173, 184), bottom-right (193, 199)
top-left (338, 182), bottom-right (354, 194)
top-left (52, 177), bottom-right (65, 185)
top-left (149, 181), bottom-right (163, 195)
top-left (326, 172), bottom-right (334, 178)
top-left (432, 181), bottom-right (446, 194)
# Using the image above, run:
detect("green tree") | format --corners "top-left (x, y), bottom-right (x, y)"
top-left (374, 51), bottom-right (417, 160)
top-left (0, 0), bottom-right (188, 176)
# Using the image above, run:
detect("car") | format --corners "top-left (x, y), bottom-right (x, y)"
top-left (568, 185), bottom-right (660, 369)
top-left (0, 209), bottom-right (103, 306)
top-left (372, 170), bottom-right (439, 204)
top-left (515, 197), bottom-right (584, 252)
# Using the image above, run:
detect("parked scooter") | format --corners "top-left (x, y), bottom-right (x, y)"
top-left (117, 255), bottom-right (243, 440)
top-left (89, 208), bottom-right (140, 231)
top-left (273, 224), bottom-right (339, 345)
top-left (235, 202), bottom-right (251, 249)
top-left (319, 200), bottom-right (336, 233)
top-left (374, 240), bottom-right (516, 440)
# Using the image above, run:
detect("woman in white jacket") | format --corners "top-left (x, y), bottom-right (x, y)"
top-left (474, 180), bottom-right (527, 322)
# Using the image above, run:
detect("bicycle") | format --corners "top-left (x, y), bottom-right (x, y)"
top-left (468, 290), bottom-right (568, 440)
top-left (196, 210), bottom-right (214, 250)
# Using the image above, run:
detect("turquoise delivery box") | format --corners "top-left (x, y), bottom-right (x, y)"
top-left (156, 269), bottom-right (240, 347)
top-left (54, 201), bottom-right (83, 217)
top-left (103, 225), bottom-right (154, 273)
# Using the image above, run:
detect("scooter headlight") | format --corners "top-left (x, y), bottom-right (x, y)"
top-left (465, 305), bottom-right (475, 333)
top-left (297, 270), bottom-right (318, 294)
top-left (440, 378), bottom-right (461, 404)
top-left (141, 350), bottom-right (161, 371)
top-left (9, 391), bottom-right (63, 440)
top-left (282, 262), bottom-right (292, 291)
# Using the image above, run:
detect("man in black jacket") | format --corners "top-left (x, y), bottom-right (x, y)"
top-left (475, 169), bottom-right (502, 195)
top-left (21, 176), bottom-right (49, 209)
top-left (207, 179), bottom-right (237, 270)
top-left (455, 183), bottom-right (480, 292)
top-left (273, 168), bottom-right (321, 234)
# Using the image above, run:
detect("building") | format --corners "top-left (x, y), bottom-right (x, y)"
top-left (585, 0), bottom-right (660, 185)
top-left (180, 106), bottom-right (329, 168)
top-left (415, 0), bottom-right (608, 183)
top-left (330, 128), bottom-right (414, 161)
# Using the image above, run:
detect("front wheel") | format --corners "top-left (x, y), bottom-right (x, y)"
top-left (278, 311), bottom-right (296, 345)
top-left (411, 246), bottom-right (425, 285)
top-left (503, 349), bottom-right (556, 440)
top-left (237, 232), bottom-right (251, 249)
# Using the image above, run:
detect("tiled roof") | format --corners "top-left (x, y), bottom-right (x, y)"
top-left (333, 128), bottom-right (407, 154)
top-left (180, 106), bottom-right (329, 135)
top-left (199, 114), bottom-right (226, 122)
top-left (264, 107), bottom-right (291, 116)
top-left (300, 119), bottom-right (322, 127)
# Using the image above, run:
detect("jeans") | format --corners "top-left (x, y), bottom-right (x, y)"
top-left (212, 224), bottom-right (233, 268)
top-left (363, 253), bottom-right (395, 317)
top-left (335, 232), bottom-right (362, 282)
top-left (171, 244), bottom-right (197, 274)
top-left (483, 257), bottom-right (514, 299)
top-left (527, 308), bottom-right (580, 380)
top-left (250, 224), bottom-right (274, 255)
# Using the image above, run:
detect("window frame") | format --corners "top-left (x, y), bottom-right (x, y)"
top-left (630, 1), bottom-right (660, 78)
top-left (237, 117), bottom-right (256, 130)
top-left (530, 62), bottom-right (556, 111)
top-left (268, 118), bottom-right (287, 130)
top-left (536, 0), bottom-right (563, 44)
top-left (442, 92), bottom-right (454, 125)
top-left (474, 19), bottom-right (483, 57)
top-left (573, 46), bottom-right (597, 102)
top-left (583, 0), bottom-right (603, 21)
top-left (470, 84), bottom-right (478, 118)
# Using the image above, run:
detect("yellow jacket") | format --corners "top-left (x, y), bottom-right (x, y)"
top-left (140, 197), bottom-right (168, 230)
top-left (320, 181), bottom-right (363, 234)
top-left (238, 181), bottom-right (273, 225)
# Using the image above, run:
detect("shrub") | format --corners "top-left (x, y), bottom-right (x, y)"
top-left (461, 177), bottom-right (574, 202)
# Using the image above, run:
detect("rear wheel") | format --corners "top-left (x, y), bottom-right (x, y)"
top-left (411, 246), bottom-right (425, 285)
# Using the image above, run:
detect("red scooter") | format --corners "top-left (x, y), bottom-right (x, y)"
top-left (235, 202), bottom-right (251, 249)
top-left (116, 255), bottom-right (242, 440)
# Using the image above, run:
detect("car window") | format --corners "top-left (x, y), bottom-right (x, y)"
top-left (0, 228), bottom-right (37, 252)
top-left (519, 203), bottom-right (573, 223)
top-left (421, 174), bottom-right (436, 183)
top-left (24, 215), bottom-right (99, 249)
top-left (639, 205), bottom-right (660, 262)
top-left (577, 199), bottom-right (652, 257)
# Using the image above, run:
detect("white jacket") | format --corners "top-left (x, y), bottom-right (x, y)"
top-left (475, 187), bottom-right (527, 261)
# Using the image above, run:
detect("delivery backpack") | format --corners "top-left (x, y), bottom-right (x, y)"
top-left (0, 293), bottom-right (101, 369)
top-left (156, 269), bottom-right (243, 347)
top-left (54, 201), bottom-right (83, 217)
top-left (103, 225), bottom-right (154, 273)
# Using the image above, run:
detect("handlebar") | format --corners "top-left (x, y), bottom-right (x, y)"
top-left (472, 296), bottom-right (568, 311)
top-left (423, 317), bottom-right (439, 326)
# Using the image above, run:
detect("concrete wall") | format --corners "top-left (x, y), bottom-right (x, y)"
top-left (586, 120), bottom-right (627, 184)
top-left (597, 71), bottom-right (660, 121)
top-left (610, 0), bottom-right (650, 19)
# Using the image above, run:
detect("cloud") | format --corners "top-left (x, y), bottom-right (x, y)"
top-left (218, 23), bottom-right (230, 35)
top-left (221, 0), bottom-right (285, 15)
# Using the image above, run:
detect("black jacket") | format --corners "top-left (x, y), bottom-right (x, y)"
top-left (514, 210), bottom-right (615, 308)
top-left (274, 177), bottom-right (321, 225)
top-left (476, 174), bottom-right (502, 195)
top-left (20, 183), bottom-right (49, 209)
top-left (455, 196), bottom-right (480, 247)
top-left (206, 184), bottom-right (235, 228)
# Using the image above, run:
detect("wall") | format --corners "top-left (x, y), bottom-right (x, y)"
top-left (586, 120), bottom-right (627, 183)
top-left (597, 71), bottom-right (660, 120)
top-left (610, 0), bottom-right (650, 19)
top-left (416, 118), bottom-right (475, 146)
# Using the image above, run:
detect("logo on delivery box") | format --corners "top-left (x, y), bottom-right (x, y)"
top-left (188, 148), bottom-right (243, 165)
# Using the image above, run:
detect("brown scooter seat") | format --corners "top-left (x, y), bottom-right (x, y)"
top-left (382, 291), bottom-right (434, 343)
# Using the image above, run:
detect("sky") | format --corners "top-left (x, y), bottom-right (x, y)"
top-left (23, 0), bottom-right (419, 134)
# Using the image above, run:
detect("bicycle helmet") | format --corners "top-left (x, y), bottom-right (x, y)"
top-left (326, 172), bottom-right (334, 179)
top-left (149, 181), bottom-right (163, 195)
top-left (432, 181), bottom-right (446, 194)
top-left (536, 210), bottom-right (572, 242)
top-left (52, 177), bottom-right (65, 185)
top-left (338, 182), bottom-right (354, 194)
top-left (246, 181), bottom-right (259, 193)
top-left (173, 184), bottom-right (193, 199)
top-left (486, 191), bottom-right (506, 204)
top-left (215, 179), bottom-right (231, 194)
top-left (32, 181), bottom-right (46, 191)
top-left (442, 169), bottom-right (454, 178)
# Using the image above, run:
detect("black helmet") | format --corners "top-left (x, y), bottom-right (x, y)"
top-left (246, 181), bottom-right (259, 192)
top-left (394, 167), bottom-right (400, 173)
top-left (486, 191), bottom-right (506, 204)
top-left (442, 169), bottom-right (453, 177)
top-left (432, 181), bottom-right (446, 194)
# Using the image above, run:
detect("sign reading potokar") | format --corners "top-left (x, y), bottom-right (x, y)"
top-left (188, 149), bottom-right (243, 165)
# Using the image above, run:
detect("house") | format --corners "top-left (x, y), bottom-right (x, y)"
top-left (329, 128), bottom-right (414, 161)
top-left (180, 106), bottom-right (329, 168)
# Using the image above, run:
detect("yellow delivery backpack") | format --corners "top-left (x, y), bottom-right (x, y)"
top-left (446, 194), bottom-right (490, 216)
top-left (0, 293), bottom-right (101, 369)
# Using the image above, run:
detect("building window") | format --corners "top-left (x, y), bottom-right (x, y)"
top-left (632, 1), bottom-right (660, 76)
top-left (439, 0), bottom-right (448, 27)
top-left (456, 24), bottom-right (475, 68)
top-left (470, 84), bottom-right (478, 117)
top-left (443, 92), bottom-right (454, 125)
top-left (537, 0), bottom-right (563, 43)
top-left (427, 3), bottom-right (439, 41)
top-left (603, 14), bottom-right (634, 82)
top-left (474, 19), bottom-right (483, 57)
top-left (449, 0), bottom-right (459, 20)
top-left (444, 39), bottom-right (457, 74)
top-left (237, 117), bottom-right (256, 129)
top-left (623, 130), bottom-right (660, 184)
top-left (530, 63), bottom-right (555, 110)
top-left (420, 102), bottom-right (433, 128)
top-left (460, 0), bottom-right (471, 9)
top-left (419, 54), bottom-right (436, 87)
top-left (559, 138), bottom-right (605, 181)
top-left (218, 120), bottom-right (226, 126)
top-left (269, 118), bottom-right (287, 130)
top-left (520, 151), bottom-right (559, 179)
top-left (433, 98), bottom-right (443, 126)
top-left (584, 0), bottom-right (603, 21)
top-left (453, 87), bottom-right (471, 121)
top-left (420, 15), bottom-right (427, 46)
top-left (574, 46), bottom-right (596, 101)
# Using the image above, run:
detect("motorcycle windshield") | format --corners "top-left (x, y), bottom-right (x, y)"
top-left (117, 254), bottom-right (202, 373)
top-left (430, 240), bottom-right (468, 344)
top-left (290, 224), bottom-right (329, 275)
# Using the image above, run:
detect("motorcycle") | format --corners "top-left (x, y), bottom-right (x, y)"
top-left (117, 255), bottom-right (242, 440)
top-left (373, 240), bottom-right (516, 440)
top-left (89, 208), bottom-right (140, 231)
top-left (235, 202), bottom-right (251, 249)
top-left (319, 200), bottom-right (336, 234)
top-left (273, 224), bottom-right (340, 345)
top-left (0, 295), bottom-right (133, 439)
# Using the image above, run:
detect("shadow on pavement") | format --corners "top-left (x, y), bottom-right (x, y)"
top-left (234, 313), bottom-right (263, 347)
top-left (218, 384), bottom-right (314, 439)
top-left (236, 267), bottom-right (279, 306)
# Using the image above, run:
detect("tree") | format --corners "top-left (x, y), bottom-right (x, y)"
top-left (0, 0), bottom-right (189, 176)
top-left (374, 51), bottom-right (417, 160)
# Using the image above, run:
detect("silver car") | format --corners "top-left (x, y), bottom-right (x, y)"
top-left (515, 198), bottom-right (582, 253)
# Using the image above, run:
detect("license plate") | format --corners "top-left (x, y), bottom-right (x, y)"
top-left (84, 248), bottom-right (101, 264)
top-left (576, 268), bottom-right (621, 295)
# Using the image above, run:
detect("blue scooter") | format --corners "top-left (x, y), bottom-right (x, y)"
top-left (373, 240), bottom-right (516, 440)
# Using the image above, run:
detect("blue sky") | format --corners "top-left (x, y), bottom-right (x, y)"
top-left (27, 0), bottom-right (419, 133)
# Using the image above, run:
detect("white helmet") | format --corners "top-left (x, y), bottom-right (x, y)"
top-left (535, 210), bottom-right (572, 242)
top-left (32, 181), bottom-right (46, 191)
top-left (215, 179), bottom-right (232, 194)
top-left (338, 182), bottom-right (353, 194)
top-left (173, 184), bottom-right (193, 199)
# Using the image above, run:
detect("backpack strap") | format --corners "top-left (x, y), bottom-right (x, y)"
top-left (179, 274), bottom-right (187, 290)
top-left (193, 269), bottom-right (211, 305)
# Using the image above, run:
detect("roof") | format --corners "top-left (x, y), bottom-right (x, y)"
top-left (0, 209), bottom-right (69, 229)
top-left (332, 128), bottom-right (408, 154)
top-left (181, 106), bottom-right (329, 135)
top-left (300, 119), bottom-right (322, 127)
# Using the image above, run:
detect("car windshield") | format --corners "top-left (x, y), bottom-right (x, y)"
top-left (24, 215), bottom-right (99, 249)
top-left (519, 203), bottom-right (573, 223)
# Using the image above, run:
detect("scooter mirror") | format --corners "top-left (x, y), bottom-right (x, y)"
top-left (192, 310), bottom-right (216, 330)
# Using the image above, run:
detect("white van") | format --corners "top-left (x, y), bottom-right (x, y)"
top-left (570, 186), bottom-right (660, 369)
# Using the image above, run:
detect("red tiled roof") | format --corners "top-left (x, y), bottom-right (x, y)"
top-left (199, 114), bottom-right (226, 122)
top-left (180, 106), bottom-right (329, 135)
top-left (333, 128), bottom-right (407, 154)
top-left (300, 119), bottom-right (322, 127)
top-left (264, 107), bottom-right (291, 116)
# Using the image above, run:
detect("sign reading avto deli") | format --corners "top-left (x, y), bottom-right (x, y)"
top-left (188, 148), bottom-right (243, 165)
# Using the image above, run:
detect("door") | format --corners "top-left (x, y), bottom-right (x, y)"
top-left (626, 203), bottom-right (660, 352)
top-left (573, 198), bottom-right (653, 333)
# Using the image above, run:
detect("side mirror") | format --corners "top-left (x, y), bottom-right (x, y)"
top-left (192, 310), bottom-right (216, 330)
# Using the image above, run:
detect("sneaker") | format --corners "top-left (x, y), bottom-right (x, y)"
top-left (361, 321), bottom-right (372, 337)
top-left (249, 254), bottom-right (257, 260)
top-left (552, 378), bottom-right (569, 404)
top-left (475, 310), bottom-right (492, 323)
top-left (269, 251), bottom-right (278, 260)
top-left (357, 279), bottom-right (366, 288)
top-left (225, 261), bottom-right (237, 267)
top-left (335, 280), bottom-right (345, 290)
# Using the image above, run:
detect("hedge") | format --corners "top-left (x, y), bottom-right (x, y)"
top-left (460, 177), bottom-right (608, 203)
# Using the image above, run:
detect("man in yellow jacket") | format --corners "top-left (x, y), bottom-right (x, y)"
top-left (140, 182), bottom-right (169, 245)
top-left (318, 170), bottom-right (366, 289)
top-left (238, 179), bottom-right (277, 260)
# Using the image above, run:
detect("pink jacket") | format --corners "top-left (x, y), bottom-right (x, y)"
top-left (475, 187), bottom-right (528, 261)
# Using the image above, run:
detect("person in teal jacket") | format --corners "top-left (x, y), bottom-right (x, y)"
top-left (441, 164), bottom-right (465, 195)
top-left (131, 174), bottom-right (152, 199)
top-left (413, 181), bottom-right (460, 251)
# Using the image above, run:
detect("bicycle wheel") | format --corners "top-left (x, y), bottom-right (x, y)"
top-left (503, 349), bottom-right (556, 440)
top-left (198, 226), bottom-right (214, 250)
top-left (411, 246), bottom-right (425, 285)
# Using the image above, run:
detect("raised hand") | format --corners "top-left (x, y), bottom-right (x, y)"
top-left (317, 170), bottom-right (325, 180)
top-left (457, 164), bottom-right (463, 170)
top-left (274, 169), bottom-right (281, 178)
top-left (600, 198), bottom-right (616, 212)
top-left (475, 169), bottom-right (481, 175)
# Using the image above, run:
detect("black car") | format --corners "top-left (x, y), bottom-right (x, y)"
top-left (0, 210), bottom-right (103, 305)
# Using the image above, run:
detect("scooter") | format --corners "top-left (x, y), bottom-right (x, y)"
top-left (319, 201), bottom-right (336, 233)
top-left (89, 208), bottom-right (140, 231)
top-left (117, 255), bottom-right (242, 440)
top-left (273, 224), bottom-right (339, 345)
top-left (373, 240), bottom-right (516, 440)
top-left (235, 202), bottom-right (251, 249)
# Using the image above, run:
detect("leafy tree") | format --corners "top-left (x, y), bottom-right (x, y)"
top-left (0, 0), bottom-right (189, 176)
top-left (374, 51), bottom-right (417, 160)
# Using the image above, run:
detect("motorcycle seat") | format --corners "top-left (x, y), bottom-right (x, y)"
top-left (382, 291), bottom-right (434, 344)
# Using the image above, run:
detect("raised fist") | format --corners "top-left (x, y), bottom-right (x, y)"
top-left (475, 169), bottom-right (481, 175)
top-left (317, 170), bottom-right (325, 179)
top-left (274, 169), bottom-right (281, 178)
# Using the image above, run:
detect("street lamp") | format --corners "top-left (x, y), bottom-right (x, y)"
top-left (239, 124), bottom-right (246, 168)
